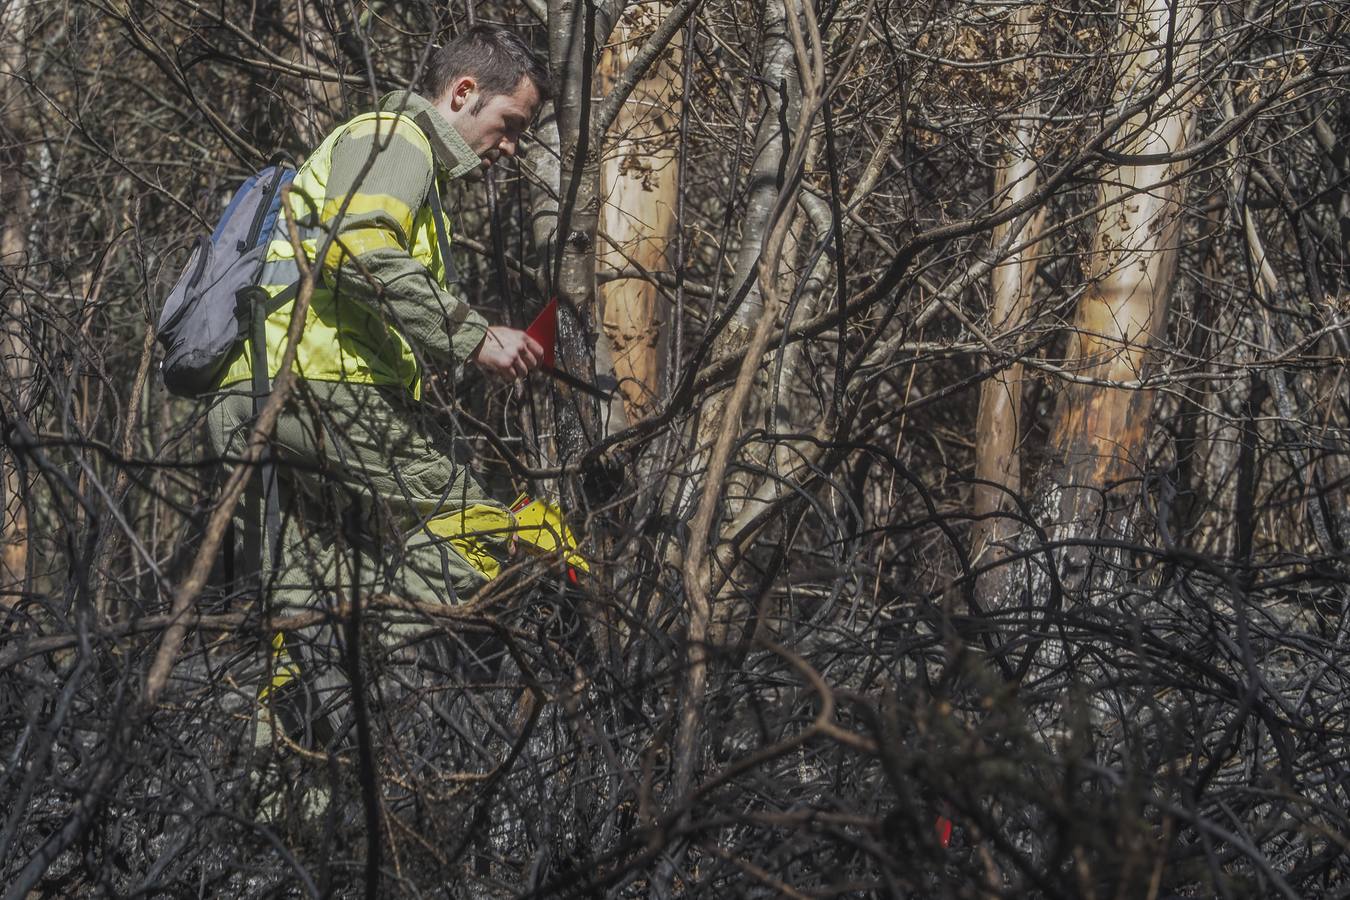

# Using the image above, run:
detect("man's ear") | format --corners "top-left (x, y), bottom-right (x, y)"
top-left (450, 75), bottom-right (478, 112)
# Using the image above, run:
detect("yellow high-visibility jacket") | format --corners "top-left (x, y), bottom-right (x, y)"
top-left (220, 91), bottom-right (489, 398)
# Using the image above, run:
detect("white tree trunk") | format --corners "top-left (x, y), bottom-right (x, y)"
top-left (1042, 0), bottom-right (1204, 591)
top-left (596, 2), bottom-right (682, 428)
top-left (971, 5), bottom-right (1045, 603)
top-left (677, 0), bottom-right (798, 524)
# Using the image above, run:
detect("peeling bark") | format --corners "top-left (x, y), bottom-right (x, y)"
top-left (596, 2), bottom-right (681, 427)
top-left (547, 0), bottom-right (693, 456)
top-left (1040, 0), bottom-right (1204, 589)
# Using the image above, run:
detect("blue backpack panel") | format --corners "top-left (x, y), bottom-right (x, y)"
top-left (157, 164), bottom-right (295, 397)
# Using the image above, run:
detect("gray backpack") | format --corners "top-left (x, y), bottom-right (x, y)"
top-left (157, 163), bottom-right (296, 397)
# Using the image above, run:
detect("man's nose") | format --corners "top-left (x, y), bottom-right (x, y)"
top-left (500, 136), bottom-right (518, 158)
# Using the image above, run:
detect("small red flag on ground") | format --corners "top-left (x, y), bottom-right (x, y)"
top-left (935, 814), bottom-right (953, 848)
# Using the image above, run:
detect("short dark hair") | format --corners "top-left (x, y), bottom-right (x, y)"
top-left (425, 25), bottom-right (552, 110)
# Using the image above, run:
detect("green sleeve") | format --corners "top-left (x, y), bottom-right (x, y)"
top-left (319, 120), bottom-right (488, 368)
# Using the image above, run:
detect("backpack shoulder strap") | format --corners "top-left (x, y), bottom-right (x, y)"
top-left (426, 180), bottom-right (457, 285)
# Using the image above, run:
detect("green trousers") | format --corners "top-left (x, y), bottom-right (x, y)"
top-left (206, 379), bottom-right (504, 612)
top-left (208, 379), bottom-right (521, 816)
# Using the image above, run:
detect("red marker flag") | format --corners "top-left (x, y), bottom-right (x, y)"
top-left (935, 815), bottom-right (953, 849)
top-left (525, 297), bottom-right (557, 369)
top-left (523, 298), bottom-right (615, 400)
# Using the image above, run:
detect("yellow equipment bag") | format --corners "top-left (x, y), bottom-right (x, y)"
top-left (508, 494), bottom-right (589, 574)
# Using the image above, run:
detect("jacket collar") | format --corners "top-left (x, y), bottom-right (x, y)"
top-left (379, 90), bottom-right (480, 180)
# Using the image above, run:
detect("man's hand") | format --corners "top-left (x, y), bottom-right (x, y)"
top-left (471, 325), bottom-right (545, 380)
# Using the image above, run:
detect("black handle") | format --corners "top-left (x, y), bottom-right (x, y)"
top-left (542, 366), bottom-right (616, 400)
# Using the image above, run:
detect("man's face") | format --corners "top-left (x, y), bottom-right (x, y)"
top-left (438, 75), bottom-right (542, 169)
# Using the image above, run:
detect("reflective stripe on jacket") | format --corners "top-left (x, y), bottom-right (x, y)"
top-left (220, 93), bottom-right (489, 397)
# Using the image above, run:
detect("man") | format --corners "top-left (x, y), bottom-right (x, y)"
top-left (208, 25), bottom-right (550, 612)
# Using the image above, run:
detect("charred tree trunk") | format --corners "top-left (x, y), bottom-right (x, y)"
top-left (1169, 193), bottom-right (1223, 547)
top-left (0, 0), bottom-right (33, 601)
top-left (547, 0), bottom-right (616, 462)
